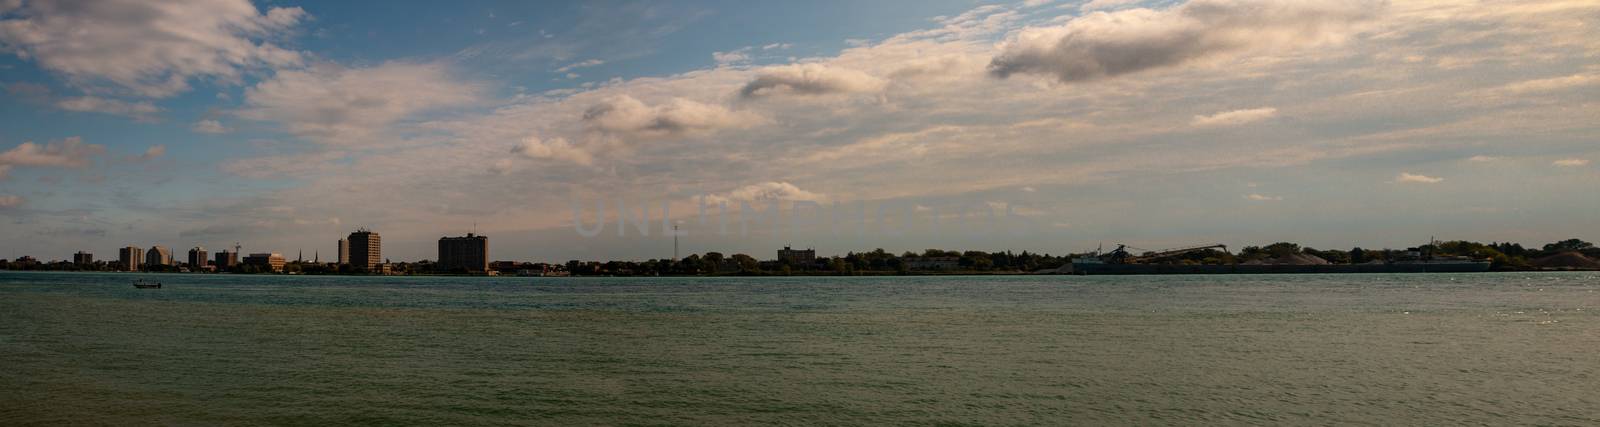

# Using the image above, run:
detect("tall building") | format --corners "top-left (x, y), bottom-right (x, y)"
top-left (347, 229), bottom-right (381, 272)
top-left (243, 253), bottom-right (286, 272)
top-left (188, 246), bottom-right (208, 269)
top-left (145, 246), bottom-right (173, 267)
top-left (119, 246), bottom-right (142, 272)
top-left (337, 238), bottom-right (349, 265)
top-left (73, 251), bottom-right (93, 265)
top-left (437, 233), bottom-right (489, 273)
top-left (214, 250), bottom-right (239, 270)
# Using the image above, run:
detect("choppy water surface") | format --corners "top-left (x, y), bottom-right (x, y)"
top-left (2, 271), bottom-right (1597, 425)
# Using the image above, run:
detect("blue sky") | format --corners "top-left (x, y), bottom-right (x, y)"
top-left (1, 0), bottom-right (1597, 262)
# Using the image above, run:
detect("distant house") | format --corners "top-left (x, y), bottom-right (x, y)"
top-left (905, 256), bottom-right (960, 270)
top-left (777, 246), bottom-right (816, 264)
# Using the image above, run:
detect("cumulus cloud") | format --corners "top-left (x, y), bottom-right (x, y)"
top-left (699, 181), bottom-right (825, 206)
top-left (989, 0), bottom-right (1378, 83)
top-left (192, 119), bottom-right (231, 134)
top-left (713, 47), bottom-right (752, 66)
top-left (55, 96), bottom-right (160, 120)
top-left (738, 63), bottom-right (886, 98)
top-left (511, 136), bottom-right (593, 166)
top-left (1552, 158), bottom-right (1590, 167)
top-left (1079, 0), bottom-right (1136, 11)
top-left (132, 145), bottom-right (166, 162)
top-left (582, 95), bottom-right (763, 138)
top-left (0, 194), bottom-right (22, 209)
top-left (0, 137), bottom-right (106, 179)
top-left (1395, 172), bottom-right (1443, 184)
top-left (239, 62), bottom-right (483, 145)
top-left (1192, 107), bottom-right (1277, 127)
top-left (0, 0), bottom-right (308, 97)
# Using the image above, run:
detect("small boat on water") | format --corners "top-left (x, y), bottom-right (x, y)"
top-left (133, 279), bottom-right (162, 289)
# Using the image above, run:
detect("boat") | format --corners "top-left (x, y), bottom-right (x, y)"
top-left (1061, 242), bottom-right (1491, 275)
top-left (133, 279), bottom-right (162, 289)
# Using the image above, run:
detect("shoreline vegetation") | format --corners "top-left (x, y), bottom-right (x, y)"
top-left (5, 239), bottom-right (1597, 277)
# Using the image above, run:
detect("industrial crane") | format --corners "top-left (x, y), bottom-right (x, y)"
top-left (1102, 243), bottom-right (1229, 264)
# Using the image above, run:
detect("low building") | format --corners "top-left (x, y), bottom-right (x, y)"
top-left (73, 251), bottom-right (93, 265)
top-left (243, 253), bottom-right (286, 272)
top-left (777, 246), bottom-right (816, 264)
top-left (438, 233), bottom-right (489, 273)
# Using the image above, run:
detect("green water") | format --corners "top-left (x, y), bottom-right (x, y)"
top-left (2, 271), bottom-right (1597, 425)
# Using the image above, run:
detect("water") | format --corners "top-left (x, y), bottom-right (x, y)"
top-left (2, 271), bottom-right (1597, 425)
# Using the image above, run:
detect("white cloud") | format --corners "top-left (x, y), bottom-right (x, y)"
top-left (1078, 0), bottom-right (1135, 11)
top-left (239, 62), bottom-right (483, 146)
top-left (1552, 158), bottom-right (1590, 167)
top-left (554, 59), bottom-right (604, 73)
top-left (738, 63), bottom-right (886, 98)
top-left (990, 0), bottom-right (1378, 82)
top-left (1466, 155), bottom-right (1498, 162)
top-left (713, 47), bottom-right (752, 66)
top-left (1395, 172), bottom-right (1443, 184)
top-left (1244, 193), bottom-right (1282, 201)
top-left (582, 95), bottom-right (763, 138)
top-left (133, 145), bottom-right (166, 162)
top-left (761, 43), bottom-right (792, 50)
top-left (700, 181), bottom-right (825, 206)
top-left (0, 0), bottom-right (307, 97)
top-left (0, 137), bottom-right (106, 179)
top-left (191, 119), bottom-right (232, 134)
top-left (0, 194), bottom-right (22, 209)
top-left (1192, 107), bottom-right (1278, 127)
top-left (511, 136), bottom-right (593, 166)
top-left (55, 96), bottom-right (160, 120)
top-left (1493, 74), bottom-right (1598, 95)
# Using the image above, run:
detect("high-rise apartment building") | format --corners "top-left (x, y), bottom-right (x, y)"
top-left (214, 250), bottom-right (239, 270)
top-left (73, 251), bottom-right (93, 265)
top-left (145, 246), bottom-right (173, 267)
top-left (337, 238), bottom-right (349, 265)
top-left (119, 246), bottom-right (142, 271)
top-left (347, 229), bottom-right (381, 272)
top-left (188, 246), bottom-right (208, 269)
top-left (438, 233), bottom-right (489, 273)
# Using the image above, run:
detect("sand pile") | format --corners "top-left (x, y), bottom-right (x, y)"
top-left (1531, 252), bottom-right (1600, 269)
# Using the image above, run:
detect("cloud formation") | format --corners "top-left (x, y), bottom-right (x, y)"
top-left (239, 62), bottom-right (483, 145)
top-left (55, 96), bottom-right (160, 120)
top-left (700, 181), bottom-right (825, 206)
top-left (582, 95), bottom-right (762, 138)
top-left (0, 0), bottom-right (307, 97)
top-left (192, 119), bottom-right (231, 134)
top-left (133, 145), bottom-right (166, 162)
top-left (512, 136), bottom-right (593, 166)
top-left (1552, 158), bottom-right (1590, 167)
top-left (738, 63), bottom-right (886, 98)
top-left (0, 136), bottom-right (106, 179)
top-left (1395, 172), bottom-right (1443, 184)
top-left (1192, 107), bottom-right (1277, 127)
top-left (0, 194), bottom-right (22, 209)
top-left (989, 0), bottom-right (1377, 82)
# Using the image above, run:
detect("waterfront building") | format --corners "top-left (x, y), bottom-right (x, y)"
top-left (244, 253), bottom-right (286, 272)
top-left (214, 250), bottom-right (239, 270)
top-left (347, 229), bottom-right (381, 272)
top-left (437, 233), bottom-right (489, 273)
top-left (73, 251), bottom-right (93, 265)
top-left (145, 246), bottom-right (173, 267)
top-left (337, 238), bottom-right (349, 265)
top-left (188, 246), bottom-right (208, 269)
top-left (119, 246), bottom-right (142, 272)
top-left (777, 246), bottom-right (816, 264)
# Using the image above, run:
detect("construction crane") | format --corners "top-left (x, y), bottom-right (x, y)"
top-left (1102, 243), bottom-right (1229, 264)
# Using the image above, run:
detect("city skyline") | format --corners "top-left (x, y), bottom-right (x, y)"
top-left (1, 0), bottom-right (1597, 261)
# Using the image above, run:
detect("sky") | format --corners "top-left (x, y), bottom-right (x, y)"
top-left (1, 0), bottom-right (1596, 262)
